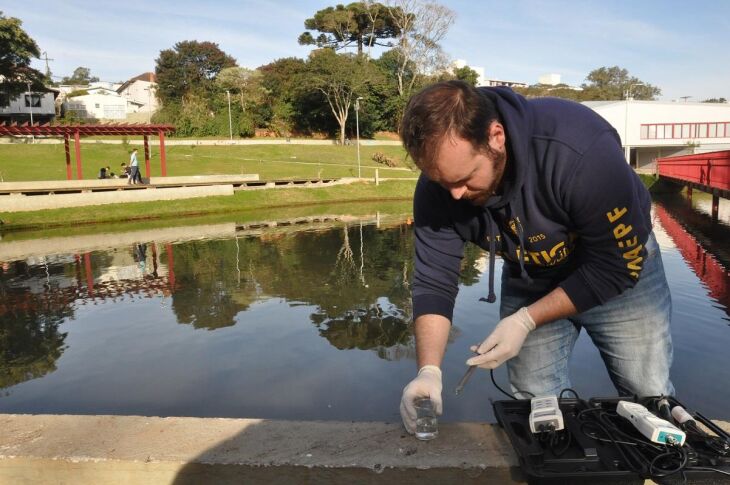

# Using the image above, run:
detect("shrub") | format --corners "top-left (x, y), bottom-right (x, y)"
top-left (372, 152), bottom-right (396, 167)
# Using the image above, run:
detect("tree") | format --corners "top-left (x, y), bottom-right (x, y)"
top-left (372, 48), bottom-right (412, 131)
top-left (513, 83), bottom-right (583, 102)
top-left (259, 57), bottom-right (309, 135)
top-left (702, 97), bottom-right (727, 103)
top-left (581, 66), bottom-right (660, 100)
top-left (453, 65), bottom-right (479, 86)
top-left (66, 89), bottom-right (90, 98)
top-left (155, 40), bottom-right (236, 106)
top-left (0, 11), bottom-right (46, 97)
top-left (384, 0), bottom-right (455, 102)
top-left (298, 2), bottom-right (401, 56)
top-left (60, 66), bottom-right (99, 85)
top-left (216, 66), bottom-right (264, 111)
top-left (303, 49), bottom-right (383, 144)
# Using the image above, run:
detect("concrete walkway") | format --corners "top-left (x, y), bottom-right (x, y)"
top-left (2, 413), bottom-right (728, 484)
top-left (0, 414), bottom-right (522, 484)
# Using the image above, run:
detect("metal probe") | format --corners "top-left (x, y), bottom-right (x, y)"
top-left (454, 345), bottom-right (497, 395)
top-left (454, 365), bottom-right (477, 395)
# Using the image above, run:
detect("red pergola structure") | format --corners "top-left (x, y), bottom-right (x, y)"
top-left (0, 123), bottom-right (176, 180)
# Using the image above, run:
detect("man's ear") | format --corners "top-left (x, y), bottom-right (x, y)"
top-left (487, 121), bottom-right (506, 152)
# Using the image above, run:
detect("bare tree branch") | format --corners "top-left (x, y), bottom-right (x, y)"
top-left (385, 0), bottom-right (455, 97)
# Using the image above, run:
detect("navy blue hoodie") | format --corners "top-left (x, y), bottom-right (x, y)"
top-left (412, 87), bottom-right (652, 321)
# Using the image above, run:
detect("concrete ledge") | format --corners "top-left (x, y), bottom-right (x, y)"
top-left (148, 175), bottom-right (259, 185)
top-left (0, 223), bottom-right (237, 261)
top-left (0, 179), bottom-right (136, 191)
top-left (0, 185), bottom-right (234, 212)
top-left (0, 213), bottom-right (401, 261)
top-left (0, 414), bottom-right (522, 485)
top-left (0, 175), bottom-right (259, 192)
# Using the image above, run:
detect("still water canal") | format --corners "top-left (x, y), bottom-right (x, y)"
top-left (1, 195), bottom-right (729, 422)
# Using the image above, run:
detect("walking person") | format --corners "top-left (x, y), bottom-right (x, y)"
top-left (398, 80), bottom-right (673, 435)
top-left (128, 149), bottom-right (140, 185)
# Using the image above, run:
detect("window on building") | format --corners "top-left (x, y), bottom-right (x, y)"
top-left (698, 124), bottom-right (708, 138)
top-left (681, 124), bottom-right (691, 138)
top-left (656, 125), bottom-right (665, 139)
top-left (640, 125), bottom-right (649, 139)
top-left (24, 94), bottom-right (41, 107)
top-left (648, 125), bottom-right (657, 139)
top-left (0, 93), bottom-right (9, 107)
top-left (725, 123), bottom-right (730, 137)
top-left (708, 123), bottom-right (718, 138)
top-left (95, 103), bottom-right (100, 108)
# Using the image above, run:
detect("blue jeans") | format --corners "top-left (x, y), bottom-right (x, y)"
top-left (129, 165), bottom-right (139, 184)
top-left (500, 232), bottom-right (674, 398)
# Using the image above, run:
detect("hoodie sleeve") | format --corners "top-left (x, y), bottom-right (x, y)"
top-left (558, 130), bottom-right (652, 313)
top-left (412, 177), bottom-right (466, 322)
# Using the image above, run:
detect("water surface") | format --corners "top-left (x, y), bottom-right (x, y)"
top-left (1, 199), bottom-right (728, 422)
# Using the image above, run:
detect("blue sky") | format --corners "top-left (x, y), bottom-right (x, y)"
top-left (3, 0), bottom-right (728, 101)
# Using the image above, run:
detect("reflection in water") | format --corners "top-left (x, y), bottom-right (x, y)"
top-left (0, 259), bottom-right (71, 390)
top-left (168, 222), bottom-right (420, 331)
top-left (312, 303), bottom-right (415, 361)
top-left (0, 217), bottom-right (485, 397)
top-left (655, 194), bottom-right (730, 322)
top-left (1, 205), bottom-right (729, 420)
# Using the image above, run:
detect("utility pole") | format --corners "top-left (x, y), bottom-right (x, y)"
top-left (26, 82), bottom-right (35, 143)
top-left (145, 86), bottom-right (152, 123)
top-left (355, 97), bottom-right (363, 178)
top-left (41, 51), bottom-right (54, 80)
top-left (226, 90), bottom-right (233, 141)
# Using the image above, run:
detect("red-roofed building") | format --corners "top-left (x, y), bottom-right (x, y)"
top-left (117, 72), bottom-right (158, 119)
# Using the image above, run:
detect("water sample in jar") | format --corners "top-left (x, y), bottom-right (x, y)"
top-left (414, 397), bottom-right (438, 440)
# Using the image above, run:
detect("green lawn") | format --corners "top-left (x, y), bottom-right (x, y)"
top-left (0, 141), bottom-right (415, 182)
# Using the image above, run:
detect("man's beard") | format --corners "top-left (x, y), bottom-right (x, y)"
top-left (468, 146), bottom-right (507, 206)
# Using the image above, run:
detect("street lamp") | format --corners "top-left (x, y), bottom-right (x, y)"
top-left (26, 82), bottom-right (35, 143)
top-left (226, 90), bottom-right (233, 141)
top-left (623, 83), bottom-right (643, 164)
top-left (624, 82), bottom-right (644, 101)
top-left (355, 96), bottom-right (363, 178)
top-left (144, 86), bottom-right (152, 123)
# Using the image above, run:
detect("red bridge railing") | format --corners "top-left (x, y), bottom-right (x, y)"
top-left (656, 150), bottom-right (730, 221)
top-left (656, 150), bottom-right (730, 192)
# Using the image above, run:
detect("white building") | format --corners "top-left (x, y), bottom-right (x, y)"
top-left (483, 78), bottom-right (528, 88)
top-left (57, 73), bottom-right (157, 121)
top-left (452, 59), bottom-right (528, 88)
top-left (539, 73), bottom-right (561, 86)
top-left (585, 100), bottom-right (730, 170)
top-left (117, 72), bottom-right (158, 116)
top-left (89, 81), bottom-right (122, 91)
top-left (65, 91), bottom-right (127, 120)
top-left (0, 88), bottom-right (57, 123)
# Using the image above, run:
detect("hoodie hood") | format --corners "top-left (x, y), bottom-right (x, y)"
top-left (478, 87), bottom-right (533, 210)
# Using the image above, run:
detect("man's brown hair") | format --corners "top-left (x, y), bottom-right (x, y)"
top-left (399, 80), bottom-right (501, 169)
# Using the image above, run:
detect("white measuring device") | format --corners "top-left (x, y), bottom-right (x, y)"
top-left (529, 395), bottom-right (564, 433)
top-left (617, 401), bottom-right (686, 446)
